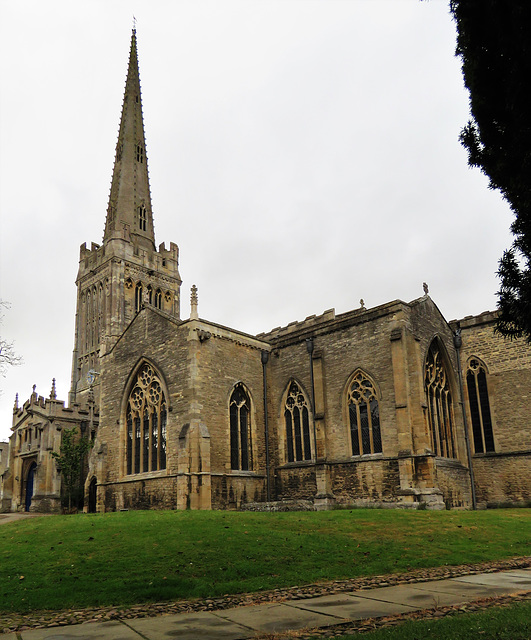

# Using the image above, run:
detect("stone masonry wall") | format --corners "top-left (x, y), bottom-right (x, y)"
top-left (95, 308), bottom-right (191, 510)
top-left (455, 312), bottom-right (531, 505)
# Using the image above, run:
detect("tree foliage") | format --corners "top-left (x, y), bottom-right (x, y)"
top-left (52, 427), bottom-right (93, 512)
top-left (0, 300), bottom-right (22, 379)
top-left (450, 1), bottom-right (531, 340)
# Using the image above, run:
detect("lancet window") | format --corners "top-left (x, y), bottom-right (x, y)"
top-left (347, 371), bottom-right (382, 455)
top-left (135, 282), bottom-right (143, 312)
top-left (424, 341), bottom-right (456, 458)
top-left (138, 205), bottom-right (147, 231)
top-left (136, 144), bottom-right (144, 163)
top-left (229, 384), bottom-right (252, 470)
top-left (466, 358), bottom-right (495, 453)
top-left (155, 289), bottom-right (162, 309)
top-left (284, 381), bottom-right (312, 462)
top-left (126, 363), bottom-right (167, 475)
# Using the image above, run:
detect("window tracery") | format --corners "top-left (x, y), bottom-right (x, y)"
top-left (284, 381), bottom-right (312, 462)
top-left (424, 342), bottom-right (456, 458)
top-left (466, 358), bottom-right (495, 453)
top-left (229, 384), bottom-right (252, 470)
top-left (126, 363), bottom-right (167, 475)
top-left (347, 371), bottom-right (382, 455)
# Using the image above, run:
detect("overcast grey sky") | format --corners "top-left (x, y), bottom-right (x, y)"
top-left (0, 0), bottom-right (513, 441)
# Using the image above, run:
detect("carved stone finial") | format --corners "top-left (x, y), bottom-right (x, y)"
top-left (14, 393), bottom-right (19, 410)
top-left (50, 378), bottom-right (57, 400)
top-left (360, 299), bottom-right (365, 309)
top-left (423, 282), bottom-right (429, 295)
top-left (190, 284), bottom-right (199, 320)
top-left (32, 384), bottom-right (37, 395)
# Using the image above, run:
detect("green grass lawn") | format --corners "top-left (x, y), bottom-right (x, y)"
top-left (0, 508), bottom-right (529, 614)
top-left (324, 600), bottom-right (531, 640)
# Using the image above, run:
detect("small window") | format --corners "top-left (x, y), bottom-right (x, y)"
top-left (466, 358), bottom-right (495, 453)
top-left (155, 289), bottom-right (162, 309)
top-left (135, 282), bottom-right (143, 312)
top-left (347, 371), bottom-right (382, 455)
top-left (136, 144), bottom-right (144, 163)
top-left (284, 381), bottom-right (312, 462)
top-left (138, 205), bottom-right (147, 232)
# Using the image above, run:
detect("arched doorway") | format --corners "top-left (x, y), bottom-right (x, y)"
top-left (25, 462), bottom-right (37, 512)
top-left (88, 477), bottom-right (97, 513)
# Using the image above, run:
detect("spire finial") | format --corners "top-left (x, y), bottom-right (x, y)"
top-left (50, 378), bottom-right (57, 400)
top-left (133, 15), bottom-right (137, 32)
top-left (13, 393), bottom-right (19, 411)
top-left (423, 282), bottom-right (429, 295)
top-left (190, 285), bottom-right (199, 320)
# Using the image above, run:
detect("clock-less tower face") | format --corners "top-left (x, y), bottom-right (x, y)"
top-left (69, 30), bottom-right (181, 407)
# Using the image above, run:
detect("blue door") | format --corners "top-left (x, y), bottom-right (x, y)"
top-left (25, 462), bottom-right (37, 512)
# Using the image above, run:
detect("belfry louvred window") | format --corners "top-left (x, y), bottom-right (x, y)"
top-left (424, 341), bottom-right (457, 458)
top-left (126, 363), bottom-right (167, 475)
top-left (347, 371), bottom-right (382, 455)
top-left (466, 358), bottom-right (495, 453)
top-left (284, 381), bottom-right (312, 462)
top-left (229, 384), bottom-right (252, 470)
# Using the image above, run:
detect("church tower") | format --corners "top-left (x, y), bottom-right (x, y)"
top-left (69, 29), bottom-right (182, 405)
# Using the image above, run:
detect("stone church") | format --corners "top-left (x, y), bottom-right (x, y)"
top-left (2, 30), bottom-right (530, 513)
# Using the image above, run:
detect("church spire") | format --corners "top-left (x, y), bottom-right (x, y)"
top-left (104, 29), bottom-right (155, 250)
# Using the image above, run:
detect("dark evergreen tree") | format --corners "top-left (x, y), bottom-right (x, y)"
top-left (450, 1), bottom-right (531, 340)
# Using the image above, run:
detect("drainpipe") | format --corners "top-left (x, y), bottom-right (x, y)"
top-left (305, 338), bottom-right (318, 462)
top-left (453, 325), bottom-right (477, 510)
top-left (261, 350), bottom-right (271, 502)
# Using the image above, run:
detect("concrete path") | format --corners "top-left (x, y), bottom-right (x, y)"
top-left (0, 513), bottom-right (51, 525)
top-left (6, 568), bottom-right (530, 640)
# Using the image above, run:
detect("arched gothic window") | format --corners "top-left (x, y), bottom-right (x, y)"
top-left (155, 289), bottom-right (162, 309)
top-left (347, 371), bottom-right (382, 455)
top-left (424, 341), bottom-right (456, 458)
top-left (466, 358), bottom-right (495, 453)
top-left (126, 363), bottom-right (167, 475)
top-left (135, 282), bottom-right (143, 313)
top-left (229, 384), bottom-right (252, 470)
top-left (284, 381), bottom-right (312, 462)
top-left (138, 205), bottom-right (147, 231)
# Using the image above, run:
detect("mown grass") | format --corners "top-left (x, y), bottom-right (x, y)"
top-left (324, 600), bottom-right (531, 640)
top-left (0, 508), bottom-right (529, 614)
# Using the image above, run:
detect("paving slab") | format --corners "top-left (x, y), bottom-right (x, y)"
top-left (350, 584), bottom-right (468, 609)
top-left (287, 592), bottom-right (418, 620)
top-left (127, 610), bottom-right (251, 640)
top-left (405, 578), bottom-right (513, 600)
top-left (454, 570), bottom-right (531, 591)
top-left (216, 601), bottom-right (342, 634)
top-left (19, 620), bottom-right (140, 640)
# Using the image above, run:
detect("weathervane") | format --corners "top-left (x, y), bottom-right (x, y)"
top-left (133, 15), bottom-right (137, 30)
